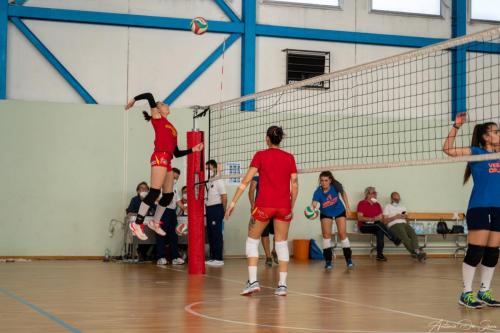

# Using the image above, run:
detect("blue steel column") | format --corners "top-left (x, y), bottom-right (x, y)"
top-left (451, 0), bottom-right (467, 120)
top-left (0, 0), bottom-right (8, 99)
top-left (241, 0), bottom-right (256, 111)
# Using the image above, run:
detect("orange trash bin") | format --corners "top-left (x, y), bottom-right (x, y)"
top-left (293, 239), bottom-right (310, 261)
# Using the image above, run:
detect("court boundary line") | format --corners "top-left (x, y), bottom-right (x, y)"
top-left (0, 287), bottom-right (82, 333)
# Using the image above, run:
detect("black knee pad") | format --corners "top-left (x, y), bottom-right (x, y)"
top-left (464, 244), bottom-right (485, 267)
top-left (143, 188), bottom-right (161, 206)
top-left (159, 192), bottom-right (174, 207)
top-left (482, 246), bottom-right (499, 268)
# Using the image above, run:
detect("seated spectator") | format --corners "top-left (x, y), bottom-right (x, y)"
top-left (176, 185), bottom-right (189, 260)
top-left (383, 192), bottom-right (426, 262)
top-left (156, 168), bottom-right (186, 266)
top-left (357, 186), bottom-right (400, 262)
top-left (179, 186), bottom-right (188, 216)
top-left (127, 181), bottom-right (155, 261)
top-left (126, 182), bottom-right (155, 217)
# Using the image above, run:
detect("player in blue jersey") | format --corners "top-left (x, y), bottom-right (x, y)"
top-left (311, 171), bottom-right (353, 270)
top-left (443, 112), bottom-right (500, 309)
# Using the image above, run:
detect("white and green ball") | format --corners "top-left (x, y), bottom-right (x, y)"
top-left (304, 206), bottom-right (319, 220)
top-left (190, 17), bottom-right (208, 35)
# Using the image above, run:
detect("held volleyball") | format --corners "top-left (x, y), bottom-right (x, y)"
top-left (304, 206), bottom-right (319, 220)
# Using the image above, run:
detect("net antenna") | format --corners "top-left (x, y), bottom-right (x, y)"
top-left (190, 105), bottom-right (210, 198)
top-left (208, 27), bottom-right (500, 178)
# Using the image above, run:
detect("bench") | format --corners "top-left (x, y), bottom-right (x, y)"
top-left (331, 212), bottom-right (467, 258)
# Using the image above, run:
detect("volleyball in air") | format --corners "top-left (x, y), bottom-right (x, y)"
top-left (190, 17), bottom-right (208, 35)
top-left (304, 206), bottom-right (319, 220)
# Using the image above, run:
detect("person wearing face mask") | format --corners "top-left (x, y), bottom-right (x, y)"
top-left (357, 187), bottom-right (400, 261)
top-left (383, 192), bottom-right (426, 261)
top-left (126, 181), bottom-right (156, 261)
top-left (126, 182), bottom-right (156, 218)
top-left (156, 168), bottom-right (186, 266)
top-left (205, 160), bottom-right (227, 267)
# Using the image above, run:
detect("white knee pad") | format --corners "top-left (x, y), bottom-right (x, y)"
top-left (275, 240), bottom-right (289, 262)
top-left (340, 238), bottom-right (351, 248)
top-left (322, 238), bottom-right (332, 249)
top-left (245, 237), bottom-right (260, 258)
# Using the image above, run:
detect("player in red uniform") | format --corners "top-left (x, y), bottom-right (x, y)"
top-left (125, 93), bottom-right (203, 240)
top-left (225, 126), bottom-right (298, 296)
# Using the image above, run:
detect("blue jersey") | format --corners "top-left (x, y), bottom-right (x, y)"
top-left (468, 146), bottom-right (500, 209)
top-left (312, 185), bottom-right (345, 217)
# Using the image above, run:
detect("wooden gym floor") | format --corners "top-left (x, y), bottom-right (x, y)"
top-left (0, 257), bottom-right (499, 333)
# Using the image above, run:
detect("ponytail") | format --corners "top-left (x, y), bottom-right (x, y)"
top-left (463, 122), bottom-right (497, 184)
top-left (266, 126), bottom-right (284, 145)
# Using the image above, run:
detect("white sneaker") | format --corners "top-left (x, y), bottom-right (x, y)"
top-left (146, 220), bottom-right (166, 236)
top-left (157, 258), bottom-right (167, 265)
top-left (240, 281), bottom-right (261, 296)
top-left (129, 222), bottom-right (148, 241)
top-left (274, 285), bottom-right (288, 296)
top-left (207, 260), bottom-right (224, 267)
top-left (205, 260), bottom-right (213, 265)
top-left (172, 258), bottom-right (185, 265)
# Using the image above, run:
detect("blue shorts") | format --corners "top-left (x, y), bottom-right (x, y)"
top-left (466, 207), bottom-right (500, 232)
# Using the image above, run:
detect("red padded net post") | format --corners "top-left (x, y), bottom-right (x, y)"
top-left (187, 131), bottom-right (205, 275)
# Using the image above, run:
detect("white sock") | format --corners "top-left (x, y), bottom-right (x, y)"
top-left (479, 264), bottom-right (495, 292)
top-left (322, 238), bottom-right (332, 249)
top-left (340, 238), bottom-right (351, 248)
top-left (463, 263), bottom-right (477, 293)
top-left (137, 202), bottom-right (150, 218)
top-left (279, 272), bottom-right (287, 287)
top-left (248, 266), bottom-right (257, 284)
top-left (153, 204), bottom-right (167, 222)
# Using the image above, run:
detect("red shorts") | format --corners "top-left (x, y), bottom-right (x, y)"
top-left (251, 207), bottom-right (292, 223)
top-left (150, 151), bottom-right (173, 170)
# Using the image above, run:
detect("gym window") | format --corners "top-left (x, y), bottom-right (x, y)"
top-left (470, 0), bottom-right (500, 22)
top-left (371, 0), bottom-right (441, 17)
top-left (264, 0), bottom-right (340, 9)
top-left (285, 49), bottom-right (331, 89)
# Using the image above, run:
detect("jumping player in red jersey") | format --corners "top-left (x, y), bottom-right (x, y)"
top-left (125, 93), bottom-right (203, 240)
top-left (225, 126), bottom-right (298, 296)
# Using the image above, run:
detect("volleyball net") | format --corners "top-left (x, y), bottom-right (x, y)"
top-left (207, 27), bottom-right (500, 177)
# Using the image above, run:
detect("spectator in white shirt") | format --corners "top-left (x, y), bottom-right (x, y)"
top-left (383, 192), bottom-right (426, 262)
top-left (205, 160), bottom-right (227, 267)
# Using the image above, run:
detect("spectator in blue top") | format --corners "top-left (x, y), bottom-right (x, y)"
top-left (126, 181), bottom-right (155, 261)
top-left (311, 171), bottom-right (353, 270)
top-left (126, 182), bottom-right (153, 216)
top-left (443, 112), bottom-right (500, 309)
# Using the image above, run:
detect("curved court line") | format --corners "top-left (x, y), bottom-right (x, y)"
top-left (160, 266), bottom-right (500, 333)
top-left (186, 299), bottom-right (388, 333)
top-left (0, 287), bottom-right (82, 333)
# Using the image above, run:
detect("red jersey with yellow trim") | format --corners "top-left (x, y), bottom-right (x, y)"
top-left (152, 116), bottom-right (177, 153)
